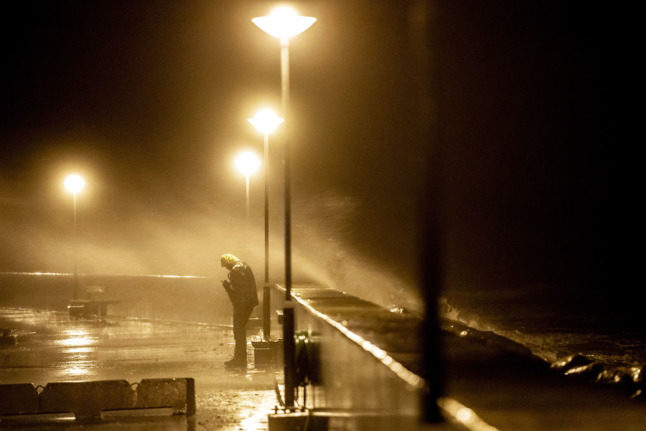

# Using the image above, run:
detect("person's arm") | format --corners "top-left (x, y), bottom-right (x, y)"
top-left (224, 275), bottom-right (247, 306)
top-left (222, 279), bottom-right (236, 303)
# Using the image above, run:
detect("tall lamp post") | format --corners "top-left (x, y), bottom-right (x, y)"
top-left (249, 108), bottom-right (283, 341)
top-left (234, 150), bottom-right (261, 223)
top-left (252, 6), bottom-right (316, 410)
top-left (64, 173), bottom-right (85, 300)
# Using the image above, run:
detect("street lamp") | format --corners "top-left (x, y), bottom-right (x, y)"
top-left (253, 5), bottom-right (316, 410)
top-left (234, 150), bottom-right (261, 222)
top-left (64, 173), bottom-right (85, 300)
top-left (249, 108), bottom-right (283, 341)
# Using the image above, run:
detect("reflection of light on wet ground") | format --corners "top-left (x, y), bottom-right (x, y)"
top-left (64, 365), bottom-right (90, 377)
top-left (56, 330), bottom-right (97, 378)
top-left (58, 329), bottom-right (97, 347)
top-left (64, 347), bottom-right (93, 354)
top-left (0, 307), bottom-right (48, 328)
top-left (238, 387), bottom-right (274, 430)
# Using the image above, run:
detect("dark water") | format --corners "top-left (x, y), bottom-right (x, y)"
top-left (442, 284), bottom-right (645, 398)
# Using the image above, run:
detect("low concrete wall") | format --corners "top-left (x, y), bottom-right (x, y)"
top-left (0, 273), bottom-right (242, 326)
top-left (270, 283), bottom-right (425, 429)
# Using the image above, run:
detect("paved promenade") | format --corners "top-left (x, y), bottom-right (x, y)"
top-left (0, 307), bottom-right (276, 430)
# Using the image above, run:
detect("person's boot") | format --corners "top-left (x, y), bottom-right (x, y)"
top-left (224, 356), bottom-right (246, 369)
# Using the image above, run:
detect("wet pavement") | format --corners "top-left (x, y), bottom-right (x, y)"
top-left (0, 307), bottom-right (278, 430)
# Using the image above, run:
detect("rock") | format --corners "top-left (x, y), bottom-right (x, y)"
top-left (551, 354), bottom-right (592, 371)
top-left (563, 362), bottom-right (604, 379)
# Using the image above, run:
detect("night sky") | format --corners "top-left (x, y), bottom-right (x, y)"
top-left (0, 2), bottom-right (631, 316)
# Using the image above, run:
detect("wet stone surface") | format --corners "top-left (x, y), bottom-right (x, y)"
top-left (0, 307), bottom-right (279, 430)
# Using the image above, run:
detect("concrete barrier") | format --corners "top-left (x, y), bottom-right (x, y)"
top-left (0, 384), bottom-right (39, 415)
top-left (135, 378), bottom-right (195, 416)
top-left (269, 284), bottom-right (423, 430)
top-left (0, 273), bottom-right (232, 325)
top-left (0, 378), bottom-right (195, 422)
top-left (39, 380), bottom-right (135, 420)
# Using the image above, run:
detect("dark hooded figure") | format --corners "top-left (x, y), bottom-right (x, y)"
top-left (220, 253), bottom-right (259, 369)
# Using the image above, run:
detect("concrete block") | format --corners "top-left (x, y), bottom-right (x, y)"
top-left (39, 380), bottom-right (134, 420)
top-left (135, 378), bottom-right (195, 415)
top-left (0, 384), bottom-right (39, 415)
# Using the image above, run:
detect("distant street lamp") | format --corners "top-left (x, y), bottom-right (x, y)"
top-left (234, 150), bottom-right (261, 222)
top-left (253, 5), bottom-right (316, 410)
top-left (249, 108), bottom-right (283, 341)
top-left (64, 174), bottom-right (85, 300)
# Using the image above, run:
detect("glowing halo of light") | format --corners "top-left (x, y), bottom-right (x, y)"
top-left (252, 6), bottom-right (317, 42)
top-left (234, 151), bottom-right (261, 177)
top-left (248, 108), bottom-right (284, 136)
top-left (63, 174), bottom-right (86, 195)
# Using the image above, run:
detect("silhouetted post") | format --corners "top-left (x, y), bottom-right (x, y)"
top-left (409, 1), bottom-right (444, 423)
top-left (252, 7), bottom-right (316, 410)
top-left (249, 108), bottom-right (283, 341)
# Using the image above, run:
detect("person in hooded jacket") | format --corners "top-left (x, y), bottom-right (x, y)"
top-left (220, 253), bottom-right (259, 369)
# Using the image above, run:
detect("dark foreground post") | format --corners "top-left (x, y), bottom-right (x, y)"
top-left (282, 304), bottom-right (296, 409)
top-left (410, 0), bottom-right (444, 423)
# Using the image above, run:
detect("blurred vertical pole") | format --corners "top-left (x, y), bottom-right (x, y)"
top-left (263, 133), bottom-right (271, 340)
top-left (409, 0), bottom-right (444, 423)
top-left (280, 37), bottom-right (296, 410)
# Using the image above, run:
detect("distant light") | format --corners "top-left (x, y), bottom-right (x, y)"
top-left (252, 6), bottom-right (317, 42)
top-left (249, 108), bottom-right (284, 136)
top-left (235, 151), bottom-right (261, 177)
top-left (64, 174), bottom-right (85, 195)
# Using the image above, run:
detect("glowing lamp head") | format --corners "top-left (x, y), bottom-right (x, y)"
top-left (64, 174), bottom-right (85, 195)
top-left (235, 151), bottom-right (261, 177)
top-left (249, 108), bottom-right (284, 136)
top-left (252, 6), bottom-right (317, 42)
